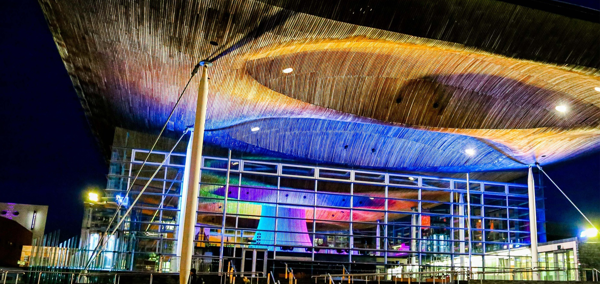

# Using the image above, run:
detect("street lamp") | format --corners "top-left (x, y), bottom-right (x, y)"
top-left (88, 192), bottom-right (99, 203)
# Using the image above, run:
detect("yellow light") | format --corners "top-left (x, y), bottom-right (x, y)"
top-left (88, 192), bottom-right (99, 202)
top-left (595, 87), bottom-right (600, 92)
top-left (581, 228), bottom-right (598, 238)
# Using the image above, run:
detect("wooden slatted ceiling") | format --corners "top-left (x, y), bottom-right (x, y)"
top-left (37, 0), bottom-right (600, 174)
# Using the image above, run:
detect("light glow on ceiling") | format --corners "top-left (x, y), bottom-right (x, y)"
top-left (555, 105), bottom-right (567, 113)
top-left (282, 68), bottom-right (293, 74)
top-left (465, 148), bottom-right (476, 156)
top-left (251, 126), bottom-right (260, 132)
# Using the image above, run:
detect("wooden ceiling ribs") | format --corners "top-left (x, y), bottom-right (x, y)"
top-left (37, 0), bottom-right (600, 176)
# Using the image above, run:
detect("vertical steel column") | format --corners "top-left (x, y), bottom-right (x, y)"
top-left (384, 180), bottom-right (389, 264)
top-left (528, 166), bottom-right (539, 280)
top-left (274, 171), bottom-right (280, 259)
top-left (234, 169), bottom-right (242, 259)
top-left (466, 173), bottom-right (473, 277)
top-left (312, 177), bottom-right (318, 261)
top-left (349, 174), bottom-right (354, 262)
top-left (449, 184), bottom-right (455, 272)
top-left (480, 182), bottom-right (485, 279)
top-left (179, 63), bottom-right (211, 284)
top-left (459, 191), bottom-right (465, 271)
top-left (376, 220), bottom-right (381, 256)
top-left (219, 150), bottom-right (232, 273)
top-left (175, 137), bottom-right (193, 272)
top-left (417, 178), bottom-right (422, 272)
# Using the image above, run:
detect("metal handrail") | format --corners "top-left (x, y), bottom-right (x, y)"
top-left (313, 267), bottom-right (591, 283)
top-left (327, 273), bottom-right (337, 284)
top-left (284, 263), bottom-right (297, 284)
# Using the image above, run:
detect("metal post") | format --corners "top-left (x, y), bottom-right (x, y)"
top-left (466, 173), bottom-right (472, 278)
top-left (312, 177), bottom-right (318, 262)
top-left (349, 178), bottom-right (354, 262)
top-left (219, 150), bottom-right (233, 274)
top-left (384, 182), bottom-right (389, 264)
top-left (528, 166), bottom-right (539, 280)
top-left (180, 62), bottom-right (211, 284)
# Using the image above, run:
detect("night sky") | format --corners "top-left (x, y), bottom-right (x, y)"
top-left (0, 0), bottom-right (598, 242)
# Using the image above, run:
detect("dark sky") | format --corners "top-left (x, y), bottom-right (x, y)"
top-left (0, 0), bottom-right (598, 241)
top-left (0, 0), bottom-right (107, 239)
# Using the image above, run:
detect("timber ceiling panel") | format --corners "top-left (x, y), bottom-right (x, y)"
top-left (38, 0), bottom-right (600, 176)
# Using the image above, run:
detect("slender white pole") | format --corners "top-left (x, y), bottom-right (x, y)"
top-left (180, 64), bottom-right (210, 284)
top-left (466, 173), bottom-right (472, 278)
top-left (528, 166), bottom-right (539, 280)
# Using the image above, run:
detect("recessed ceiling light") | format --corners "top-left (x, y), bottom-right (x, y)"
top-left (282, 68), bottom-right (293, 74)
top-left (465, 148), bottom-right (476, 156)
top-left (555, 105), bottom-right (567, 113)
top-left (595, 87), bottom-right (600, 92)
top-left (251, 126), bottom-right (260, 132)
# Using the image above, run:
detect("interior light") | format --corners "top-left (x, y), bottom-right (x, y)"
top-left (555, 105), bottom-right (567, 113)
top-left (408, 177), bottom-right (416, 181)
top-left (581, 228), bottom-right (599, 238)
top-left (595, 87), bottom-right (600, 92)
top-left (465, 148), bottom-right (476, 156)
top-left (251, 126), bottom-right (260, 132)
top-left (282, 68), bottom-right (293, 74)
top-left (88, 192), bottom-right (99, 202)
top-left (370, 197), bottom-right (375, 200)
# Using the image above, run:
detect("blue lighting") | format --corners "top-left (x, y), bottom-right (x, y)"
top-left (116, 195), bottom-right (129, 206)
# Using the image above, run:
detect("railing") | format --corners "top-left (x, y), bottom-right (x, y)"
top-left (590, 268), bottom-right (600, 282)
top-left (227, 260), bottom-right (237, 283)
top-left (327, 273), bottom-right (337, 284)
top-left (268, 271), bottom-right (280, 284)
top-left (285, 263), bottom-right (297, 284)
top-left (313, 268), bottom-right (596, 284)
top-left (0, 270), bottom-right (170, 284)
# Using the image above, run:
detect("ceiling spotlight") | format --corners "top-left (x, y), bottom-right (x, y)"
top-left (282, 68), bottom-right (293, 74)
top-left (465, 148), bottom-right (476, 156)
top-left (370, 197), bottom-right (375, 200)
top-left (251, 126), bottom-right (260, 132)
top-left (555, 105), bottom-right (567, 113)
top-left (408, 177), bottom-right (416, 181)
top-left (595, 87), bottom-right (600, 92)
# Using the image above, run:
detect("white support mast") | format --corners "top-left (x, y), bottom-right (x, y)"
top-left (528, 166), bottom-right (539, 280)
top-left (180, 62), bottom-right (211, 284)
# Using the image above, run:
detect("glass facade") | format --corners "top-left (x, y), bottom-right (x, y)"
top-left (83, 145), bottom-right (549, 277)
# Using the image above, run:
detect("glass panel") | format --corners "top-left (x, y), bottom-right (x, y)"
top-left (203, 157), bottom-right (239, 171)
top-left (281, 165), bottom-right (315, 177)
top-left (422, 178), bottom-right (450, 189)
top-left (243, 161), bottom-right (278, 174)
top-left (389, 175), bottom-right (418, 186)
top-left (319, 169), bottom-right (351, 180)
top-left (354, 171), bottom-right (386, 183)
